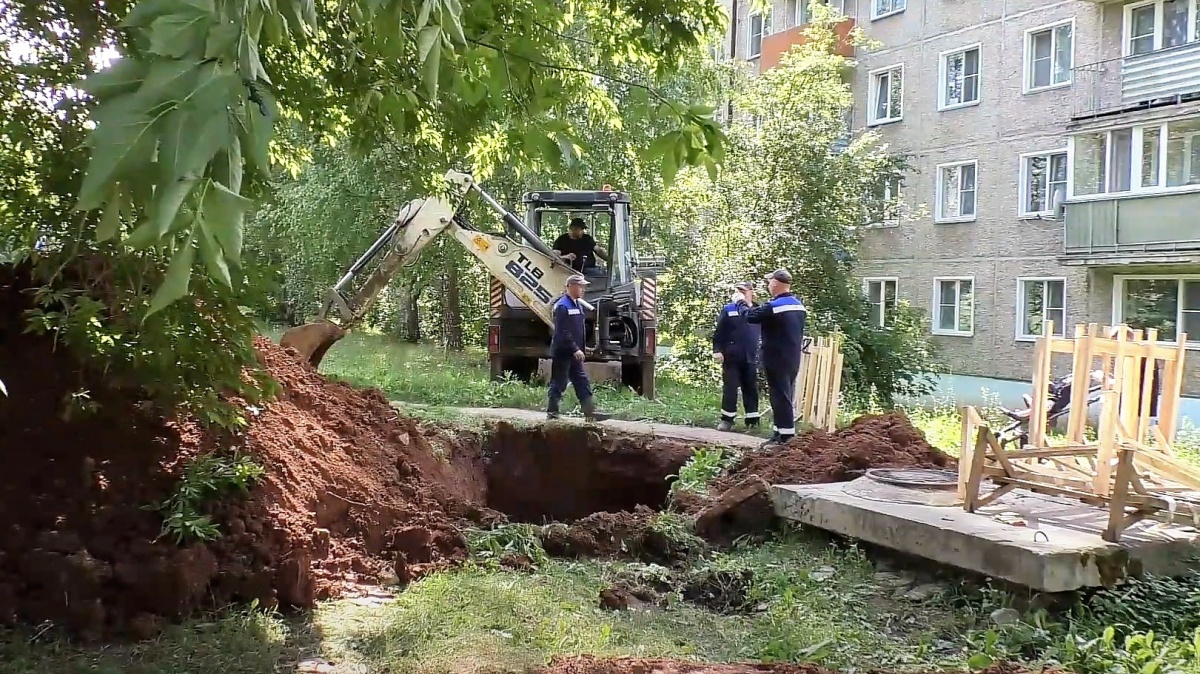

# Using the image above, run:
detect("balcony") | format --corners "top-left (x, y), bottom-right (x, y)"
top-left (1073, 41), bottom-right (1200, 120)
top-left (758, 18), bottom-right (855, 70)
top-left (1061, 191), bottom-right (1200, 264)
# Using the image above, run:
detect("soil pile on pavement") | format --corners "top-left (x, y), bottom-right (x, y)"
top-left (684, 412), bottom-right (954, 543)
top-left (0, 265), bottom-right (694, 638)
top-left (530, 656), bottom-right (1043, 674)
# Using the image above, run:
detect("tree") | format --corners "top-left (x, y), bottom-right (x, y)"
top-left (652, 5), bottom-right (941, 406)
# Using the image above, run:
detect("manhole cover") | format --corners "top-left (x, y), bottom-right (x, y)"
top-left (865, 468), bottom-right (959, 490)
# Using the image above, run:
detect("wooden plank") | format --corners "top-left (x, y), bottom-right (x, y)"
top-left (827, 348), bottom-right (844, 433)
top-left (1094, 389), bottom-right (1119, 495)
top-left (1105, 449), bottom-right (1138, 542)
top-left (973, 482), bottom-right (1018, 508)
top-left (1028, 330), bottom-right (1052, 447)
top-left (1136, 329), bottom-right (1159, 443)
top-left (963, 425), bottom-right (990, 512)
top-left (1067, 323), bottom-right (1093, 443)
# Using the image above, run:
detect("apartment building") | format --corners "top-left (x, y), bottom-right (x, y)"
top-left (720, 0), bottom-right (1200, 398)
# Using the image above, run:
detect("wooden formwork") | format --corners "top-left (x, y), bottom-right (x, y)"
top-left (957, 322), bottom-right (1200, 542)
top-left (794, 333), bottom-right (844, 432)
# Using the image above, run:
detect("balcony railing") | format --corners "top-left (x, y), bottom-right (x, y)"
top-left (1062, 191), bottom-right (1200, 258)
top-left (1072, 41), bottom-right (1200, 119)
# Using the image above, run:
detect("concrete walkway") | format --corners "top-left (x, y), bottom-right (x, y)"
top-left (390, 402), bottom-right (764, 448)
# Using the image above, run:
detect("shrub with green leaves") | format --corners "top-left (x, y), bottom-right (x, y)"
top-left (157, 452), bottom-right (265, 544)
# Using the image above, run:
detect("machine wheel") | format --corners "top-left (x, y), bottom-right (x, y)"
top-left (492, 356), bottom-right (537, 383)
top-left (622, 361), bottom-right (656, 399)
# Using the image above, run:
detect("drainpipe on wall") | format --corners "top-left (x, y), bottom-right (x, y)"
top-left (727, 0), bottom-right (738, 121)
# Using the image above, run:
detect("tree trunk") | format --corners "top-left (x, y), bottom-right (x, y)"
top-left (397, 283), bottom-right (420, 343)
top-left (442, 260), bottom-right (463, 351)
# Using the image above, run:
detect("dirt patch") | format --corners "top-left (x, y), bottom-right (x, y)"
top-left (541, 507), bottom-right (704, 564)
top-left (528, 656), bottom-right (1043, 674)
top-left (681, 413), bottom-right (954, 543)
top-left (0, 266), bottom-right (695, 638)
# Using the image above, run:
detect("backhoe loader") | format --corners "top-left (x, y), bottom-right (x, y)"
top-left (280, 170), bottom-right (663, 398)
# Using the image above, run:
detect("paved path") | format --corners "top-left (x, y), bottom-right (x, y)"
top-left (390, 402), bottom-right (763, 448)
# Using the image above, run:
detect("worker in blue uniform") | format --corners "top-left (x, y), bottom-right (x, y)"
top-left (712, 281), bottom-right (761, 432)
top-left (746, 268), bottom-right (807, 446)
top-left (547, 273), bottom-right (612, 422)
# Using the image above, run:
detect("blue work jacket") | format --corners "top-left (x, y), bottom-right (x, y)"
top-left (746, 292), bottom-right (807, 368)
top-left (712, 299), bottom-right (761, 363)
top-left (550, 295), bottom-right (587, 356)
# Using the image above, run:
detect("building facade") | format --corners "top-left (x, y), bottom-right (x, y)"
top-left (720, 0), bottom-right (1200, 397)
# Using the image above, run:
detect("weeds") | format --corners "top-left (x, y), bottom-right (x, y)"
top-left (669, 446), bottom-right (740, 495)
top-left (156, 452), bottom-right (265, 544)
top-left (465, 524), bottom-right (548, 566)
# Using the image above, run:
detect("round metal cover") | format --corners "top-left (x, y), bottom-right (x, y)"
top-left (865, 468), bottom-right (959, 490)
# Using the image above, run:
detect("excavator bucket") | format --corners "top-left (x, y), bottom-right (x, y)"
top-left (279, 321), bottom-right (348, 368)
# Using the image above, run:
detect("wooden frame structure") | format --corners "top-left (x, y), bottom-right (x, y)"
top-left (957, 322), bottom-right (1200, 542)
top-left (795, 333), bottom-right (844, 432)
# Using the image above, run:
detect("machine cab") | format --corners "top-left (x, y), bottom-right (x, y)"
top-left (519, 186), bottom-right (635, 293)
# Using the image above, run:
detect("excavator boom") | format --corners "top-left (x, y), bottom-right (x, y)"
top-left (280, 171), bottom-right (572, 367)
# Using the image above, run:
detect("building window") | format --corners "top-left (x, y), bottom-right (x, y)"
top-left (868, 65), bottom-right (903, 125)
top-left (1025, 20), bottom-right (1074, 92)
top-left (865, 278), bottom-right (898, 327)
top-left (872, 0), bottom-right (905, 20)
top-left (1017, 278), bottom-right (1067, 340)
top-left (939, 45), bottom-right (981, 110)
top-left (933, 277), bottom-right (974, 336)
top-left (1114, 276), bottom-right (1200, 345)
top-left (935, 160), bottom-right (978, 222)
top-left (1124, 0), bottom-right (1197, 56)
top-left (1020, 150), bottom-right (1068, 217)
top-left (748, 12), bottom-right (771, 59)
top-left (1069, 117), bottom-right (1200, 197)
top-left (867, 174), bottom-right (902, 227)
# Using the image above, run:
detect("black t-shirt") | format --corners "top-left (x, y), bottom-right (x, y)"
top-left (552, 233), bottom-right (596, 271)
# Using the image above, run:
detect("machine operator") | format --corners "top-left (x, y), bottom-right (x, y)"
top-left (552, 217), bottom-right (610, 273)
top-left (746, 269), bottom-right (807, 446)
top-left (547, 274), bottom-right (612, 422)
top-left (712, 281), bottom-right (761, 432)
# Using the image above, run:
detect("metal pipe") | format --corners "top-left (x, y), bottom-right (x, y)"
top-left (469, 183), bottom-right (559, 260)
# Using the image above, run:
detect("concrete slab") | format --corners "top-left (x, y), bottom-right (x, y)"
top-left (773, 478), bottom-right (1200, 592)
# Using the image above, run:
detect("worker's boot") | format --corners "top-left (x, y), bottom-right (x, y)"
top-left (717, 419), bottom-right (734, 432)
top-left (581, 398), bottom-right (611, 422)
top-left (546, 398), bottom-right (560, 420)
top-left (744, 415), bottom-right (760, 429)
top-left (759, 432), bottom-right (783, 449)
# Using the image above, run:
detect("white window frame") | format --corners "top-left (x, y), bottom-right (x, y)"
top-left (1023, 18), bottom-right (1075, 93)
top-left (864, 277), bottom-right (899, 328)
top-left (934, 159), bottom-right (979, 223)
top-left (1066, 118), bottom-right (1200, 201)
top-left (937, 44), bottom-right (982, 111)
top-left (1121, 0), bottom-right (1200, 57)
top-left (1015, 277), bottom-right (1068, 341)
top-left (871, 0), bottom-right (906, 21)
top-left (1112, 274), bottom-right (1200, 347)
top-left (867, 64), bottom-right (904, 126)
top-left (748, 11), bottom-right (769, 59)
top-left (1019, 148), bottom-right (1069, 218)
top-left (932, 276), bottom-right (975, 337)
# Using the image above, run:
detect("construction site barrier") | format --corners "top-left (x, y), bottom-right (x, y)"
top-left (794, 333), bottom-right (844, 433)
top-left (957, 322), bottom-right (1199, 542)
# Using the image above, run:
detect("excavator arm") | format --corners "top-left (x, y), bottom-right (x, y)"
top-left (280, 171), bottom-right (573, 366)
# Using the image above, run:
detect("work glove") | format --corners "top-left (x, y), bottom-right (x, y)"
top-left (713, 352), bottom-right (724, 364)
top-left (729, 290), bottom-right (744, 304)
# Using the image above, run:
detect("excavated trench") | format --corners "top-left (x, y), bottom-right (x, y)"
top-left (478, 422), bottom-right (693, 523)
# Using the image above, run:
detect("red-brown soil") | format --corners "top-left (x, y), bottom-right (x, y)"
top-left (0, 267), bottom-right (694, 638)
top-left (529, 656), bottom-right (1042, 674)
top-left (685, 413), bottom-right (955, 543)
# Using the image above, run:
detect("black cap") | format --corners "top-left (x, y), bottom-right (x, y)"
top-left (568, 217), bottom-right (587, 230)
top-left (765, 268), bottom-right (792, 284)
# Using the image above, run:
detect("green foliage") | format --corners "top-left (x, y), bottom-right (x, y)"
top-left (1083, 572), bottom-right (1200, 638)
top-left (668, 446), bottom-right (739, 495)
top-left (156, 451), bottom-right (265, 544)
top-left (651, 7), bottom-right (942, 407)
top-left (465, 524), bottom-right (549, 567)
top-left (72, 0), bottom-right (730, 314)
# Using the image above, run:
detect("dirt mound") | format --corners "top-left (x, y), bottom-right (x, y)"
top-left (685, 413), bottom-right (954, 543)
top-left (529, 656), bottom-right (1042, 674)
top-left (0, 266), bottom-right (695, 638)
